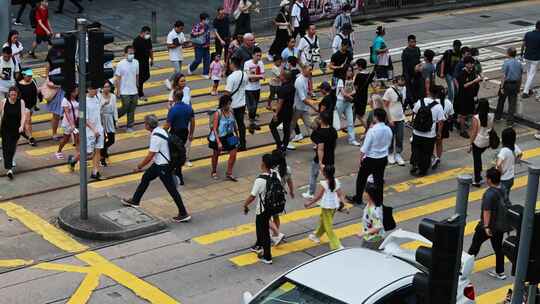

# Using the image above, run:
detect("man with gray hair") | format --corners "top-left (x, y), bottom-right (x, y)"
top-left (232, 33), bottom-right (255, 67)
top-left (122, 114), bottom-right (191, 223)
top-left (496, 47), bottom-right (522, 125)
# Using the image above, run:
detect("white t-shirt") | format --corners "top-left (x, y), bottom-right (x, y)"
top-left (150, 127), bottom-right (170, 166)
top-left (320, 179), bottom-right (341, 209)
top-left (298, 35), bottom-right (318, 65)
top-left (168, 86), bottom-right (191, 105)
top-left (498, 145), bottom-right (522, 181)
top-left (166, 30), bottom-right (185, 62)
top-left (250, 171), bottom-right (282, 215)
top-left (294, 74), bottom-right (309, 111)
top-left (473, 113), bottom-right (494, 148)
top-left (115, 59), bottom-right (139, 96)
top-left (332, 33), bottom-right (353, 54)
top-left (291, 2), bottom-right (303, 28)
top-left (225, 70), bottom-right (248, 109)
top-left (61, 98), bottom-right (79, 128)
top-left (383, 86), bottom-right (405, 122)
top-left (244, 59), bottom-right (265, 91)
top-left (412, 98), bottom-right (445, 138)
top-left (86, 95), bottom-right (104, 134)
top-left (2, 43), bottom-right (23, 67)
top-left (0, 57), bottom-right (19, 93)
top-left (441, 98), bottom-right (455, 119)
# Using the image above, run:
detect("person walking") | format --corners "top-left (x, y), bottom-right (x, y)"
top-left (132, 26), bottom-right (153, 101)
top-left (165, 21), bottom-right (186, 89)
top-left (213, 7), bottom-right (231, 59)
top-left (371, 26), bottom-right (390, 80)
top-left (209, 53), bottom-right (224, 96)
top-left (115, 45), bottom-right (139, 132)
top-left (521, 21), bottom-right (540, 98)
top-left (122, 114), bottom-right (192, 223)
top-left (269, 70), bottom-right (294, 151)
top-left (270, 149), bottom-right (294, 246)
top-left (55, 0), bottom-right (83, 14)
top-left (467, 167), bottom-right (507, 280)
top-left (332, 23), bottom-right (354, 56)
top-left (455, 56), bottom-right (482, 139)
top-left (290, 65), bottom-right (317, 147)
top-left (347, 108), bottom-right (392, 205)
top-left (224, 57), bottom-right (248, 151)
top-left (232, 33), bottom-right (255, 68)
top-left (420, 49), bottom-right (436, 99)
top-left (267, 56), bottom-right (283, 109)
top-left (353, 59), bottom-right (374, 130)
top-left (496, 47), bottom-right (522, 125)
top-left (305, 165), bottom-right (344, 250)
top-left (357, 184), bottom-right (385, 250)
top-left (297, 24), bottom-right (320, 68)
top-left (290, 0), bottom-right (307, 39)
top-left (401, 35), bottom-right (421, 110)
top-left (14, 0), bottom-right (36, 26)
top-left (3, 31), bottom-right (24, 70)
top-left (168, 73), bottom-right (191, 108)
top-left (188, 13), bottom-right (211, 79)
top-left (268, 0), bottom-right (291, 61)
top-left (280, 37), bottom-right (300, 70)
top-left (333, 4), bottom-right (352, 36)
top-left (56, 85), bottom-right (79, 159)
top-left (29, 0), bottom-right (53, 59)
top-left (244, 47), bottom-right (265, 133)
top-left (431, 86), bottom-right (454, 170)
top-left (383, 75), bottom-right (406, 166)
top-left (99, 81), bottom-right (118, 167)
top-left (243, 154), bottom-right (279, 264)
top-left (469, 99), bottom-right (494, 187)
top-left (329, 40), bottom-right (353, 87)
top-left (16, 69), bottom-right (38, 146)
top-left (438, 40), bottom-right (462, 104)
top-left (0, 47), bottom-right (20, 98)
top-left (336, 65), bottom-right (361, 146)
top-left (497, 127), bottom-right (522, 204)
top-left (234, 0), bottom-right (253, 36)
top-left (209, 95), bottom-right (239, 180)
top-left (0, 86), bottom-right (26, 179)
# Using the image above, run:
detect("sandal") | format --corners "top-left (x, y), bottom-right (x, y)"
top-left (226, 175), bottom-right (238, 182)
top-left (211, 172), bottom-right (219, 180)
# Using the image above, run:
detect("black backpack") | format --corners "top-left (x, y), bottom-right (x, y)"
top-left (295, 3), bottom-right (310, 30)
top-left (29, 6), bottom-right (37, 29)
top-left (153, 131), bottom-right (187, 170)
top-left (413, 99), bottom-right (437, 132)
top-left (258, 172), bottom-right (287, 216)
top-left (492, 188), bottom-right (512, 233)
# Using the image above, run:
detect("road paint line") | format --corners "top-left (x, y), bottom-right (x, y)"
top-left (193, 203), bottom-right (353, 245)
top-left (33, 262), bottom-right (92, 274)
top-left (66, 271), bottom-right (101, 304)
top-left (0, 202), bottom-right (88, 253)
top-left (0, 259), bottom-right (34, 268)
top-left (229, 176), bottom-right (528, 266)
top-left (477, 284), bottom-right (511, 304)
top-left (90, 127), bottom-right (364, 189)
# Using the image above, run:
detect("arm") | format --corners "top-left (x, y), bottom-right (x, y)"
top-left (136, 151), bottom-right (156, 171)
top-left (243, 195), bottom-right (256, 212)
top-left (38, 20), bottom-right (51, 35)
top-left (113, 96), bottom-right (119, 122)
top-left (189, 116), bottom-right (195, 141)
top-left (212, 112), bottom-right (222, 148)
top-left (305, 186), bottom-right (325, 208)
top-left (114, 75), bottom-right (121, 96)
top-left (317, 143), bottom-right (325, 167)
top-left (19, 100), bottom-right (26, 132)
top-left (483, 210), bottom-right (492, 237)
top-left (287, 178), bottom-right (295, 199)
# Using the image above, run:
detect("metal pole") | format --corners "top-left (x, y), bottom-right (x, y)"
top-left (455, 174), bottom-right (472, 255)
top-left (151, 11), bottom-right (157, 43)
top-left (0, 0), bottom-right (11, 42)
top-left (529, 285), bottom-right (537, 304)
top-left (77, 18), bottom-right (88, 220)
top-left (511, 166), bottom-right (540, 304)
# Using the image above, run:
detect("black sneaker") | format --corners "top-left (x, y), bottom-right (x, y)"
top-left (121, 198), bottom-right (140, 208)
top-left (67, 155), bottom-right (76, 172)
top-left (7, 170), bottom-right (14, 180)
top-left (100, 159), bottom-right (108, 167)
top-left (29, 137), bottom-right (37, 147)
top-left (250, 246), bottom-right (262, 254)
top-left (172, 214), bottom-right (192, 223)
top-left (90, 172), bottom-right (102, 180)
top-left (522, 92), bottom-right (530, 99)
top-left (33, 105), bottom-right (40, 111)
top-left (257, 252), bottom-right (273, 264)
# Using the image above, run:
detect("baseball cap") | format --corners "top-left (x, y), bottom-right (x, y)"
top-left (22, 69), bottom-right (33, 77)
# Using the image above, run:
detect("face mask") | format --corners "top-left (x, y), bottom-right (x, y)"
top-left (144, 34), bottom-right (151, 40)
top-left (345, 13), bottom-right (351, 17)
top-left (127, 54), bottom-right (134, 61)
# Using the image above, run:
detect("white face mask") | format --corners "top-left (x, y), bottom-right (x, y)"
top-left (345, 13), bottom-right (351, 17)
top-left (127, 54), bottom-right (134, 61)
top-left (144, 34), bottom-right (151, 40)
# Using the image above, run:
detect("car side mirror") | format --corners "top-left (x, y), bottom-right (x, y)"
top-left (242, 291), bottom-right (253, 304)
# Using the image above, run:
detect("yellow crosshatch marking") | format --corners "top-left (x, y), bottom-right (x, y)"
top-left (0, 202), bottom-right (180, 304)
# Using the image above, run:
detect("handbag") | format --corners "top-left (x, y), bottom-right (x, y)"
top-left (332, 109), bottom-right (341, 131)
top-left (40, 81), bottom-right (58, 102)
top-left (489, 129), bottom-right (500, 149)
top-left (226, 134), bottom-right (240, 147)
top-left (382, 204), bottom-right (396, 231)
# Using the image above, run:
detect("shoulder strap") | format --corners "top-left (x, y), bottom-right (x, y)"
top-left (230, 72), bottom-right (244, 97)
top-left (428, 100), bottom-right (437, 109)
top-left (391, 86), bottom-right (402, 101)
top-left (152, 131), bottom-right (171, 163)
top-left (420, 98), bottom-right (426, 108)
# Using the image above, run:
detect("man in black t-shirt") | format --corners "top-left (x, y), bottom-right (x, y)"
top-left (269, 71), bottom-right (295, 152)
top-left (329, 40), bottom-right (353, 88)
top-left (133, 26), bottom-right (154, 100)
top-left (213, 7), bottom-right (231, 60)
top-left (317, 82), bottom-right (336, 126)
top-left (467, 167), bottom-right (506, 280)
top-left (302, 111), bottom-right (337, 199)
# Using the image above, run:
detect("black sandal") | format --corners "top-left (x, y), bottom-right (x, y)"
top-left (226, 175), bottom-right (238, 182)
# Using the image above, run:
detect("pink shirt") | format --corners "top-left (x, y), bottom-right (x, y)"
top-left (210, 61), bottom-right (223, 80)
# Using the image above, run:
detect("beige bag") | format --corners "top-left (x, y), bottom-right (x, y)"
top-left (40, 81), bottom-right (59, 102)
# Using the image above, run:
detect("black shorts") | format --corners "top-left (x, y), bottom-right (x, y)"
top-left (213, 80), bottom-right (220, 85)
top-left (208, 133), bottom-right (238, 152)
top-left (354, 101), bottom-right (368, 117)
top-left (35, 34), bottom-right (50, 44)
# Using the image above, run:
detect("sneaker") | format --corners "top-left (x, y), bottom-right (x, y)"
top-left (308, 233), bottom-right (321, 244)
top-left (250, 246), bottom-right (262, 254)
top-left (121, 198), bottom-right (140, 208)
top-left (272, 233), bottom-right (285, 246)
top-left (395, 154), bottom-right (405, 166)
top-left (7, 170), bottom-right (14, 180)
top-left (292, 134), bottom-right (304, 142)
top-left (28, 52), bottom-right (37, 59)
top-left (173, 214), bottom-right (192, 223)
top-left (522, 92), bottom-right (530, 99)
top-left (13, 21), bottom-right (23, 26)
top-left (12, 159), bottom-right (16, 168)
top-left (286, 143), bottom-right (296, 150)
top-left (349, 140), bottom-right (361, 146)
top-left (164, 79), bottom-right (172, 90)
top-left (186, 68), bottom-right (192, 76)
top-left (100, 159), bottom-right (108, 167)
top-left (29, 137), bottom-right (37, 146)
top-left (258, 256), bottom-right (273, 264)
top-left (388, 153), bottom-right (396, 165)
top-left (431, 157), bottom-right (440, 170)
top-left (472, 178), bottom-right (484, 188)
top-left (535, 133), bottom-right (540, 140)
top-left (186, 161), bottom-right (193, 167)
top-left (487, 271), bottom-right (507, 280)
top-left (90, 172), bottom-right (102, 180)
top-left (140, 96), bottom-right (148, 102)
top-left (202, 75), bottom-right (210, 79)
top-left (302, 192), bottom-right (314, 200)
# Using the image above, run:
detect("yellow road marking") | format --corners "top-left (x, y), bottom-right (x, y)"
top-left (90, 126), bottom-right (364, 189)
top-left (229, 176), bottom-right (529, 266)
top-left (193, 203), bottom-right (353, 245)
top-left (0, 259), bottom-right (34, 267)
top-left (66, 270), bottom-right (101, 304)
top-left (477, 284), bottom-right (511, 304)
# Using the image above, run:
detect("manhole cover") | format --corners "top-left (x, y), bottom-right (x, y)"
top-left (101, 208), bottom-right (155, 228)
top-left (510, 20), bottom-right (534, 27)
top-left (480, 15), bottom-right (491, 18)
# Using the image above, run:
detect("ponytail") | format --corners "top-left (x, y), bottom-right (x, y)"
top-left (324, 166), bottom-right (336, 192)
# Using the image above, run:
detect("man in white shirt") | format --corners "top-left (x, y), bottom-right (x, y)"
top-left (114, 45), bottom-right (139, 132)
top-left (0, 47), bottom-right (20, 96)
top-left (297, 24), bottom-right (320, 68)
top-left (290, 0), bottom-right (305, 39)
top-left (291, 65), bottom-right (317, 144)
top-left (332, 23), bottom-right (354, 55)
top-left (122, 114), bottom-right (191, 223)
top-left (347, 108), bottom-right (392, 205)
top-left (410, 94), bottom-right (445, 177)
top-left (383, 75), bottom-right (406, 166)
top-left (166, 21), bottom-right (186, 86)
top-left (244, 46), bottom-right (265, 133)
top-left (225, 57), bottom-right (248, 151)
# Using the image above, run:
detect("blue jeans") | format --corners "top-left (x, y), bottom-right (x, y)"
top-left (336, 99), bottom-right (355, 142)
top-left (445, 74), bottom-right (455, 103)
top-left (308, 160), bottom-right (320, 195)
top-left (500, 178), bottom-right (514, 204)
top-left (189, 46), bottom-right (210, 75)
top-left (389, 120), bottom-right (404, 154)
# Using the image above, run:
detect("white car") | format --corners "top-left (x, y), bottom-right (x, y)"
top-left (242, 229), bottom-right (476, 304)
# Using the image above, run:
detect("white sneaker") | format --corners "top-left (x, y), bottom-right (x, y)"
top-left (186, 161), bottom-right (193, 167)
top-left (12, 159), bottom-right (16, 168)
top-left (395, 153), bottom-right (405, 166)
top-left (349, 140), bottom-right (361, 146)
top-left (308, 233), bottom-right (321, 244)
top-left (292, 134), bottom-right (304, 142)
top-left (186, 68), bottom-right (192, 75)
top-left (388, 153), bottom-right (396, 165)
top-left (164, 79), bottom-right (172, 90)
top-left (286, 143), bottom-right (296, 150)
top-left (535, 133), bottom-right (540, 140)
top-left (202, 75), bottom-right (210, 80)
top-left (272, 233), bottom-right (285, 246)
top-left (267, 54), bottom-right (274, 61)
top-left (302, 192), bottom-right (314, 200)
top-left (487, 271), bottom-right (507, 280)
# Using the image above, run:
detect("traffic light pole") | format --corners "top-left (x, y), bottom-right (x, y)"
top-left (0, 0), bottom-right (10, 43)
top-left (511, 166), bottom-right (540, 304)
top-left (77, 18), bottom-right (89, 220)
top-left (455, 175), bottom-right (472, 255)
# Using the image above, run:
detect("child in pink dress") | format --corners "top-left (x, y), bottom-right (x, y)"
top-left (209, 53), bottom-right (224, 96)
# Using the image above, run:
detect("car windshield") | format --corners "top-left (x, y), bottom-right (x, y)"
top-left (250, 277), bottom-right (347, 304)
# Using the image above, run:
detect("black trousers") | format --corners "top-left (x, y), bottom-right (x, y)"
top-left (468, 223), bottom-right (505, 274)
top-left (233, 106), bottom-right (246, 149)
top-left (255, 212), bottom-right (272, 260)
top-left (269, 113), bottom-right (292, 150)
top-left (102, 132), bottom-right (115, 159)
top-left (15, 0), bottom-right (36, 23)
top-left (411, 134), bottom-right (436, 175)
top-left (495, 81), bottom-right (519, 122)
top-left (132, 164), bottom-right (188, 216)
top-left (1, 131), bottom-right (20, 170)
top-left (57, 0), bottom-right (83, 11)
top-left (215, 38), bottom-right (230, 60)
top-left (172, 128), bottom-right (189, 183)
top-left (292, 26), bottom-right (305, 40)
top-left (472, 143), bottom-right (488, 184)
top-left (404, 74), bottom-right (422, 110)
top-left (353, 157), bottom-right (387, 204)
top-left (138, 63), bottom-right (150, 97)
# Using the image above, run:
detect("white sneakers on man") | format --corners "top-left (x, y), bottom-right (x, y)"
top-left (292, 134), bottom-right (304, 142)
top-left (395, 154), bottom-right (405, 166)
top-left (302, 192), bottom-right (314, 200)
top-left (388, 153), bottom-right (396, 165)
top-left (535, 133), bottom-right (540, 140)
top-left (349, 140), bottom-right (361, 146)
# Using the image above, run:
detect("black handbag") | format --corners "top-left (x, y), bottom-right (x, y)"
top-left (489, 129), bottom-right (500, 149)
top-left (382, 204), bottom-right (396, 231)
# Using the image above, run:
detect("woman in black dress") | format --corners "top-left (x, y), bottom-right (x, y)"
top-left (0, 86), bottom-right (26, 179)
top-left (353, 58), bottom-right (374, 132)
top-left (269, 1), bottom-right (291, 60)
top-left (234, 0), bottom-right (252, 36)
top-left (455, 56), bottom-right (482, 139)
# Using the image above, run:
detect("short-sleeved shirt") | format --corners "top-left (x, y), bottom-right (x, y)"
top-left (330, 51), bottom-right (352, 80)
top-left (225, 70), bottom-right (248, 108)
top-left (281, 47), bottom-right (300, 69)
top-left (0, 58), bottom-right (18, 92)
top-left (524, 30), bottom-right (540, 61)
top-left (421, 62), bottom-right (435, 84)
top-left (332, 33), bottom-right (352, 54)
top-left (311, 126), bottom-right (337, 165)
top-left (480, 187), bottom-right (503, 228)
top-left (86, 95), bottom-right (103, 133)
top-left (168, 86), bottom-right (191, 105)
top-left (320, 179), bottom-right (341, 209)
top-left (115, 59), bottom-right (139, 95)
top-left (362, 205), bottom-right (384, 242)
top-left (383, 86), bottom-right (405, 122)
top-left (251, 171), bottom-right (282, 215)
top-left (502, 58), bottom-right (523, 82)
top-left (371, 36), bottom-right (385, 65)
top-left (298, 35), bottom-right (319, 65)
top-left (210, 61), bottom-right (223, 80)
top-left (150, 127), bottom-right (170, 165)
top-left (244, 59), bottom-right (265, 91)
top-left (277, 82), bottom-right (295, 116)
top-left (166, 30), bottom-right (185, 62)
top-left (290, 2), bottom-right (303, 28)
top-left (2, 43), bottom-right (23, 67)
top-left (35, 6), bottom-right (50, 36)
top-left (270, 64), bottom-right (282, 87)
top-left (412, 98), bottom-right (445, 138)
top-left (440, 98), bottom-right (454, 119)
top-left (498, 145), bottom-right (522, 181)
top-left (167, 102), bottom-right (194, 131)
top-left (61, 98), bottom-right (79, 127)
top-left (213, 16), bottom-right (231, 39)
top-left (232, 45), bottom-right (253, 67)
top-left (294, 74), bottom-right (309, 111)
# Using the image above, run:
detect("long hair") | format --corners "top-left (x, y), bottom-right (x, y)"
top-left (172, 73), bottom-right (186, 101)
top-left (6, 30), bottom-right (20, 47)
top-left (271, 149), bottom-right (288, 178)
top-left (323, 165), bottom-right (336, 192)
top-left (501, 127), bottom-right (516, 152)
top-left (477, 99), bottom-right (489, 128)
